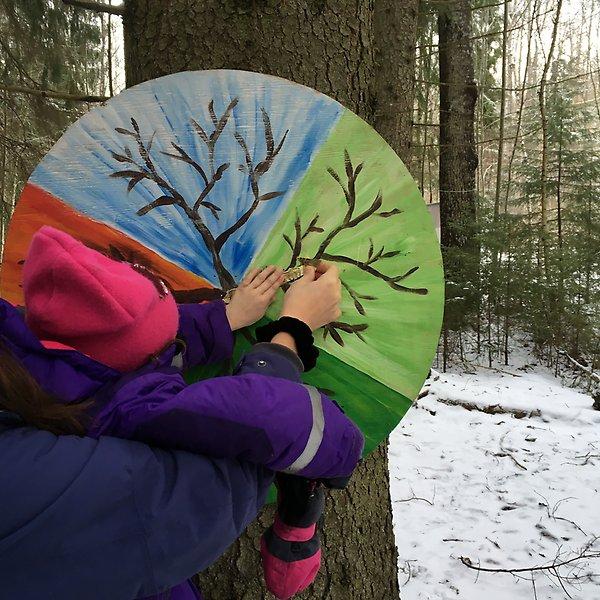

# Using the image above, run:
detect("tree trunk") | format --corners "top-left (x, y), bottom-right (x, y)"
top-left (537, 0), bottom-right (563, 277)
top-left (437, 0), bottom-right (478, 334)
top-left (493, 0), bottom-right (509, 221)
top-left (504, 0), bottom-right (538, 213)
top-left (107, 0), bottom-right (114, 97)
top-left (123, 2), bottom-right (420, 598)
top-left (437, 0), bottom-right (477, 250)
top-left (372, 1), bottom-right (420, 166)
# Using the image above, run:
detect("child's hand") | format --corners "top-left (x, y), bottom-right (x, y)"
top-left (225, 266), bottom-right (285, 331)
top-left (279, 262), bottom-right (342, 331)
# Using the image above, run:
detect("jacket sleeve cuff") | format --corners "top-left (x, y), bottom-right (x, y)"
top-left (234, 343), bottom-right (304, 383)
top-left (177, 300), bottom-right (234, 366)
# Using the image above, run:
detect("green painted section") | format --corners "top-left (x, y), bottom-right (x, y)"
top-left (186, 317), bottom-right (413, 457)
top-left (249, 109), bottom-right (444, 445)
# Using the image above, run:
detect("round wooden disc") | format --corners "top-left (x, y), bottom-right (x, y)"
top-left (1, 70), bottom-right (444, 454)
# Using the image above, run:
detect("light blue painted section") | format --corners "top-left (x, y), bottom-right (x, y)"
top-left (30, 70), bottom-right (343, 285)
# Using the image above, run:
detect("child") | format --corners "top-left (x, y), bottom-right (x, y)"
top-left (6, 226), bottom-right (363, 599)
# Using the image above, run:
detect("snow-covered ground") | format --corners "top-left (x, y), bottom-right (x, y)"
top-left (389, 343), bottom-right (600, 600)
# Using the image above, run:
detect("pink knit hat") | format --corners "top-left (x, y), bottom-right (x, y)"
top-left (23, 226), bottom-right (179, 372)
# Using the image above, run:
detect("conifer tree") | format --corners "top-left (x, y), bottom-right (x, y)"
top-left (0, 0), bottom-right (104, 248)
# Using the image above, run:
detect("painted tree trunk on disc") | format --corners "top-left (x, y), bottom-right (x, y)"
top-left (123, 2), bottom-right (418, 598)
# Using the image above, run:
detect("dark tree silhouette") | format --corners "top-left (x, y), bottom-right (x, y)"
top-left (107, 101), bottom-right (428, 345)
top-left (108, 97), bottom-right (287, 290)
top-left (283, 150), bottom-right (428, 345)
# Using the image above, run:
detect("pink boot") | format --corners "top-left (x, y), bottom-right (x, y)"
top-left (260, 475), bottom-right (325, 599)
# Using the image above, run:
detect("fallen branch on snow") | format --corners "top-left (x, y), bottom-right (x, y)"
top-left (559, 350), bottom-right (600, 383)
top-left (460, 537), bottom-right (600, 599)
top-left (416, 396), bottom-right (542, 419)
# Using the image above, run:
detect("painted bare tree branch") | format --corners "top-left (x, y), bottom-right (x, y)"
top-left (283, 149), bottom-right (428, 346)
top-left (107, 98), bottom-right (288, 291)
top-left (215, 109), bottom-right (288, 252)
top-left (108, 108), bottom-right (425, 346)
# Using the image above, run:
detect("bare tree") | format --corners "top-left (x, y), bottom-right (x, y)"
top-left (109, 110), bottom-right (429, 345)
top-left (282, 149), bottom-right (427, 344)
top-left (108, 98), bottom-right (286, 290)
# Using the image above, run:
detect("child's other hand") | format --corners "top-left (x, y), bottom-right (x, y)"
top-left (279, 262), bottom-right (342, 331)
top-left (225, 266), bottom-right (285, 331)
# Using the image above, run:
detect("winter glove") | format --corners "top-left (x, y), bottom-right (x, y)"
top-left (260, 473), bottom-right (325, 599)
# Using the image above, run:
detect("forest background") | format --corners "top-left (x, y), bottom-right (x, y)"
top-left (0, 1), bottom-right (598, 598)
top-left (1, 0), bottom-right (597, 382)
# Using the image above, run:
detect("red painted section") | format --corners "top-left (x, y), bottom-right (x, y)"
top-left (1, 183), bottom-right (214, 305)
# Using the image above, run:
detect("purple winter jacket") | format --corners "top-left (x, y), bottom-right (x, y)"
top-left (0, 298), bottom-right (364, 599)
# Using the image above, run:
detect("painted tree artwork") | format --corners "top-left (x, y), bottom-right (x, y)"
top-left (0, 70), bottom-right (443, 453)
top-left (108, 98), bottom-right (287, 292)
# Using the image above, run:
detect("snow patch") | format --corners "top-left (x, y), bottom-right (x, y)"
top-left (389, 344), bottom-right (600, 600)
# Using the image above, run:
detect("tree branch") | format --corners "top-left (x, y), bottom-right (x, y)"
top-left (113, 124), bottom-right (191, 214)
top-left (162, 143), bottom-right (208, 185)
top-left (110, 115), bottom-right (236, 289)
top-left (277, 148), bottom-right (428, 346)
top-left (283, 213), bottom-right (324, 270)
top-left (460, 538), bottom-right (600, 575)
top-left (419, 396), bottom-right (542, 419)
top-left (315, 153), bottom-right (376, 259)
top-left (214, 112), bottom-right (286, 251)
top-left (285, 214), bottom-right (303, 269)
top-left (559, 350), bottom-right (600, 383)
top-left (61, 0), bottom-right (125, 16)
top-left (193, 163), bottom-right (229, 213)
top-left (346, 192), bottom-right (383, 228)
top-left (0, 39), bottom-right (41, 87)
top-left (323, 321), bottom-right (368, 345)
top-left (0, 82), bottom-right (108, 103)
top-left (321, 253), bottom-right (428, 295)
top-left (395, 494), bottom-right (434, 505)
top-left (136, 195), bottom-right (178, 216)
top-left (185, 99), bottom-right (237, 215)
top-left (341, 279), bottom-right (377, 316)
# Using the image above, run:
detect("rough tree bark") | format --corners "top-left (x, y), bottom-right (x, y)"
top-left (437, 0), bottom-right (478, 251)
top-left (437, 0), bottom-right (478, 344)
top-left (123, 1), bottom-right (419, 599)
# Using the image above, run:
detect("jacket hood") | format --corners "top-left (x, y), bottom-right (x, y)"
top-left (0, 298), bottom-right (119, 403)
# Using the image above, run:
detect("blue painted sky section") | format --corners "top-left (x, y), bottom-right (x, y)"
top-left (30, 70), bottom-right (342, 285)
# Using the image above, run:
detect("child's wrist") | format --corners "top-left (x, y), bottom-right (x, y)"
top-left (225, 304), bottom-right (242, 331)
top-left (270, 332), bottom-right (298, 354)
top-left (256, 317), bottom-right (318, 370)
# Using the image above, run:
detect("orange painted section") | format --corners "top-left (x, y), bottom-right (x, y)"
top-left (1, 183), bottom-right (214, 305)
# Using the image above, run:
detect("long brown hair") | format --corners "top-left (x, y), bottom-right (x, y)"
top-left (0, 340), bottom-right (87, 435)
